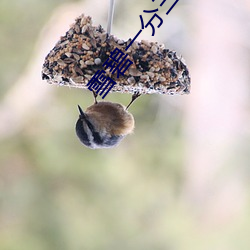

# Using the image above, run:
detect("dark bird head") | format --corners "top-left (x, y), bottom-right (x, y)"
top-left (75, 102), bottom-right (134, 149)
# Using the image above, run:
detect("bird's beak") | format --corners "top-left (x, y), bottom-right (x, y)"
top-left (77, 105), bottom-right (86, 119)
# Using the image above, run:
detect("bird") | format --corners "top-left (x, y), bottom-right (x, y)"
top-left (75, 91), bottom-right (140, 149)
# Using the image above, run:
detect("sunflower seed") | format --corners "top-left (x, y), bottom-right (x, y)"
top-left (85, 60), bottom-right (94, 65)
top-left (129, 68), bottom-right (142, 77)
top-left (82, 43), bottom-right (90, 50)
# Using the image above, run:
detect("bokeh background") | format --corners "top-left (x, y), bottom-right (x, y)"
top-left (1, 0), bottom-right (250, 249)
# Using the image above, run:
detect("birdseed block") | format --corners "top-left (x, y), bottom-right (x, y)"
top-left (42, 14), bottom-right (190, 95)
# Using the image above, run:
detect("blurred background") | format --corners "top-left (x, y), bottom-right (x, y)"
top-left (1, 0), bottom-right (250, 249)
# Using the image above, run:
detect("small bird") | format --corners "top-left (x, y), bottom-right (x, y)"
top-left (75, 92), bottom-right (140, 149)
